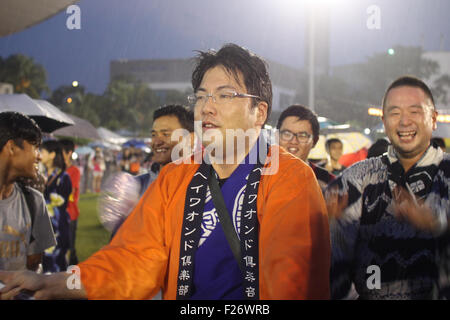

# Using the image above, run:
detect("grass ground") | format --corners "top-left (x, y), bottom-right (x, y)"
top-left (75, 193), bottom-right (111, 262)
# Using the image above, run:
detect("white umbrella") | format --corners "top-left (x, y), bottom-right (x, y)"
top-left (97, 127), bottom-right (127, 145)
top-left (309, 132), bottom-right (372, 160)
top-left (0, 94), bottom-right (74, 132)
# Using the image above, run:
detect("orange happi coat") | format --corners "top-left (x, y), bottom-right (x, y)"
top-left (78, 146), bottom-right (331, 299)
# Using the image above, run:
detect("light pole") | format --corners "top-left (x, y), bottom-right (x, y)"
top-left (308, 2), bottom-right (315, 112)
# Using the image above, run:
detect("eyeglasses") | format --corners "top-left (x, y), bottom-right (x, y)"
top-left (279, 130), bottom-right (312, 143)
top-left (187, 89), bottom-right (262, 108)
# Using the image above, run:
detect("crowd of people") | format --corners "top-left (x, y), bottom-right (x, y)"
top-left (0, 43), bottom-right (448, 300)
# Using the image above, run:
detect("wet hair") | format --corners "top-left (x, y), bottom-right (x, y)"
top-left (325, 138), bottom-right (343, 153)
top-left (367, 138), bottom-right (390, 158)
top-left (41, 140), bottom-right (66, 171)
top-left (0, 112), bottom-right (42, 151)
top-left (431, 137), bottom-right (446, 150)
top-left (382, 76), bottom-right (435, 110)
top-left (192, 43), bottom-right (272, 123)
top-left (153, 105), bottom-right (194, 132)
top-left (59, 139), bottom-right (76, 153)
top-left (276, 104), bottom-right (320, 146)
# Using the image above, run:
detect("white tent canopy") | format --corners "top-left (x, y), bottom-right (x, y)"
top-left (97, 127), bottom-right (127, 145)
top-left (1, 0), bottom-right (79, 37)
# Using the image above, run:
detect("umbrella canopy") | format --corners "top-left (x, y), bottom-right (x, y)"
top-left (97, 127), bottom-right (127, 145)
top-left (0, 94), bottom-right (74, 132)
top-left (318, 117), bottom-right (351, 130)
top-left (53, 114), bottom-right (101, 140)
top-left (89, 140), bottom-right (122, 151)
top-left (309, 132), bottom-right (372, 160)
top-left (32, 99), bottom-right (75, 132)
top-left (0, 0), bottom-right (79, 37)
top-left (74, 146), bottom-right (94, 156)
top-left (122, 139), bottom-right (147, 149)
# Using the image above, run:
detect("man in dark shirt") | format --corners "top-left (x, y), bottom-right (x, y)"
top-left (277, 104), bottom-right (335, 192)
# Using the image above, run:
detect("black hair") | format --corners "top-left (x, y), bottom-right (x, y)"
top-left (192, 43), bottom-right (272, 124)
top-left (325, 138), bottom-right (343, 153)
top-left (41, 140), bottom-right (66, 171)
top-left (431, 137), bottom-right (446, 149)
top-left (367, 138), bottom-right (390, 158)
top-left (59, 139), bottom-right (76, 153)
top-left (382, 76), bottom-right (435, 110)
top-left (276, 104), bottom-right (320, 146)
top-left (0, 112), bottom-right (42, 151)
top-left (153, 105), bottom-right (194, 132)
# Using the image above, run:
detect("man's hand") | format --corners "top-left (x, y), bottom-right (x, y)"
top-left (324, 187), bottom-right (349, 219)
top-left (392, 186), bottom-right (446, 235)
top-left (0, 270), bottom-right (87, 300)
top-left (0, 270), bottom-right (44, 300)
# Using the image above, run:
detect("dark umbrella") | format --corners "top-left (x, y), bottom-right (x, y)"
top-left (122, 139), bottom-right (147, 149)
top-left (53, 114), bottom-right (101, 140)
top-left (0, 94), bottom-right (75, 132)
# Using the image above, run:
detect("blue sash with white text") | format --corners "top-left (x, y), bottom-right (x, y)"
top-left (176, 137), bottom-right (267, 300)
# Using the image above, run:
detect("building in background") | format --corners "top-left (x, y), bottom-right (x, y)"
top-left (110, 58), bottom-right (305, 119)
top-left (0, 82), bottom-right (13, 94)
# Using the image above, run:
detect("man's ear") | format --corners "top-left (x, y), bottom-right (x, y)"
top-left (432, 110), bottom-right (438, 130)
top-left (255, 101), bottom-right (268, 127)
top-left (5, 140), bottom-right (17, 156)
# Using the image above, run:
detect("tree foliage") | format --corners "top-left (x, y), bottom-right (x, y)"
top-left (0, 54), bottom-right (50, 98)
top-left (299, 46), bottom-right (450, 129)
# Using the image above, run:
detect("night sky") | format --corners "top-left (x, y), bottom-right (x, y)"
top-left (1, 0), bottom-right (450, 95)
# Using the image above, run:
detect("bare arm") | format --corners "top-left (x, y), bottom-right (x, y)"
top-left (0, 270), bottom-right (87, 300)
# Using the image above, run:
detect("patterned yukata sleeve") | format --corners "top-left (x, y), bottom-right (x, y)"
top-left (429, 154), bottom-right (450, 299)
top-left (326, 162), bottom-right (367, 299)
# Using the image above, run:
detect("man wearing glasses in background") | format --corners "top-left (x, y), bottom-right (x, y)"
top-left (277, 104), bottom-right (335, 192)
top-left (0, 43), bottom-right (330, 300)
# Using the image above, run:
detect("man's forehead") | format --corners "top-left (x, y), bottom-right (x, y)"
top-left (385, 85), bottom-right (433, 108)
top-left (152, 115), bottom-right (183, 131)
top-left (281, 117), bottom-right (313, 132)
top-left (199, 65), bottom-right (245, 91)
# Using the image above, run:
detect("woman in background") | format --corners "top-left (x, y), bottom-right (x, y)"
top-left (40, 140), bottom-right (72, 273)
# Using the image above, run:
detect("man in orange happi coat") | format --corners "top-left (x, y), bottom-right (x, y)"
top-left (0, 43), bottom-right (330, 300)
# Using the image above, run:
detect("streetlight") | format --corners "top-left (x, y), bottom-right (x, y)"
top-left (307, 2), bottom-right (316, 112)
top-left (72, 81), bottom-right (79, 87)
top-left (306, 0), bottom-right (336, 112)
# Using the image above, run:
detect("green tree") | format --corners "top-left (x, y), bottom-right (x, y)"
top-left (50, 85), bottom-right (104, 128)
top-left (432, 74), bottom-right (450, 106)
top-left (302, 45), bottom-right (450, 129)
top-left (164, 89), bottom-right (192, 106)
top-left (102, 78), bottom-right (159, 134)
top-left (50, 84), bottom-right (86, 112)
top-left (0, 54), bottom-right (50, 98)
